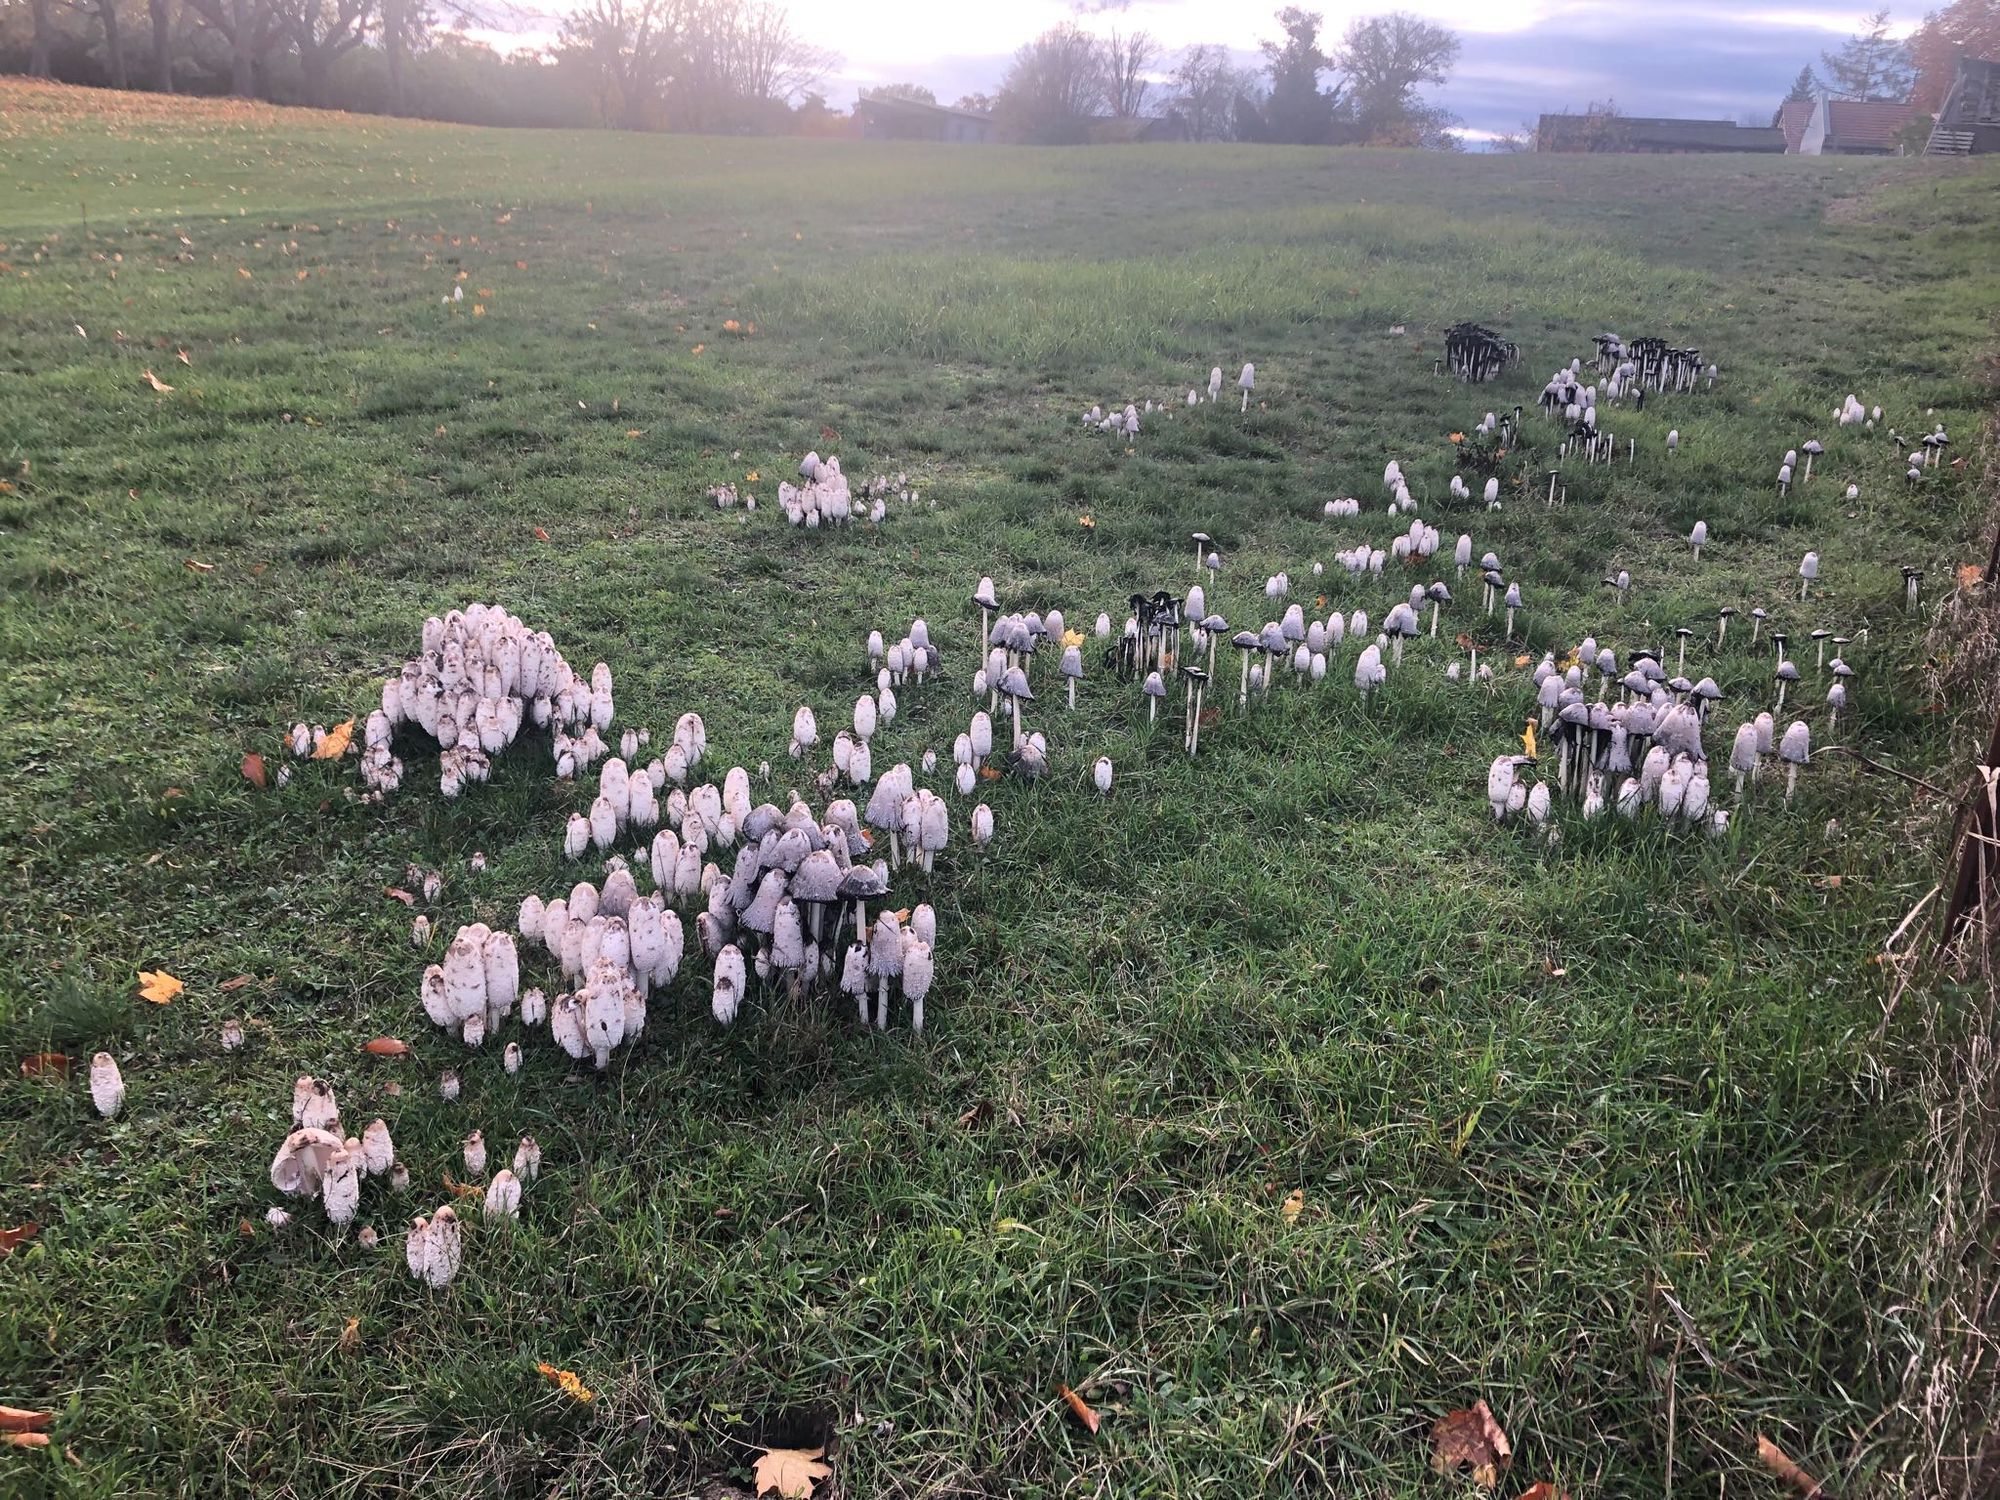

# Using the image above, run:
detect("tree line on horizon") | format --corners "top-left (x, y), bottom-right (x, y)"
top-left (0, 0), bottom-right (1469, 147)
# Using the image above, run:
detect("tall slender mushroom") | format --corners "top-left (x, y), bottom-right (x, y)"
top-left (1798, 552), bottom-right (1819, 600)
top-left (1779, 721), bottom-right (1810, 804)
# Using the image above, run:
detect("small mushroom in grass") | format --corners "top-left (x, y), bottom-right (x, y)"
top-left (439, 1069), bottom-right (460, 1102)
top-left (1847, 483), bottom-right (1860, 501)
top-left (90, 1051), bottom-right (125, 1117)
top-left (790, 706), bottom-right (818, 759)
top-left (1827, 679), bottom-right (1849, 733)
top-left (1503, 583), bottom-right (1522, 637)
top-left (503, 1040), bottom-right (522, 1074)
top-left (1801, 439), bottom-right (1822, 483)
top-left (1780, 721), bottom-right (1811, 803)
top-left (711, 944), bottom-right (747, 1026)
top-left (1142, 670), bottom-right (1167, 726)
top-left (270, 1126), bottom-right (342, 1197)
top-left (358, 1225), bottom-right (379, 1250)
top-left (221, 1017), bottom-right (245, 1053)
top-left (1425, 582), bottom-right (1451, 637)
top-left (1716, 606), bottom-right (1736, 649)
top-left (1060, 645), bottom-right (1084, 708)
top-left (868, 909), bottom-right (904, 1029)
top-left (405, 1206), bottom-right (462, 1289)
top-left (1689, 520), bottom-right (1707, 561)
top-left (1810, 628), bottom-right (1832, 672)
top-left (1903, 567), bottom-right (1923, 611)
top-left (902, 933), bottom-right (935, 1033)
top-left (464, 1130), bottom-right (487, 1178)
top-left (1750, 607), bottom-right (1767, 646)
top-left (513, 1135), bottom-right (541, 1181)
top-left (1799, 551), bottom-right (1819, 600)
top-left (1775, 660), bottom-right (1800, 715)
top-left (1238, 362), bottom-right (1255, 413)
top-left (1208, 365), bottom-right (1223, 403)
top-left (998, 666), bottom-right (1034, 750)
top-left (1667, 428), bottom-right (1680, 456)
top-left (322, 1146), bottom-right (362, 1227)
top-left (1729, 721), bottom-right (1761, 803)
top-left (971, 804), bottom-right (995, 850)
top-left (484, 1169), bottom-right (522, 1222)
top-left (1771, 629), bottom-right (1789, 668)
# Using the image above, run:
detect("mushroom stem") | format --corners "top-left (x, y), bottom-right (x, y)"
top-left (875, 976), bottom-right (889, 1030)
top-left (1776, 680), bottom-right (1788, 715)
top-left (889, 829), bottom-right (900, 871)
top-left (1148, 694), bottom-right (1157, 727)
top-left (1429, 602), bottom-right (1440, 637)
top-left (1505, 607), bottom-right (1516, 636)
top-left (1677, 639), bottom-right (1686, 673)
top-left (1785, 764), bottom-right (1799, 805)
top-left (980, 606), bottom-right (991, 657)
top-left (1011, 696), bottom-right (1023, 752)
top-left (1190, 683), bottom-right (1205, 754)
top-left (1238, 652), bottom-right (1250, 710)
top-left (1734, 770), bottom-right (1746, 804)
top-left (1800, 579), bottom-right (1809, 601)
top-left (1068, 678), bottom-right (1077, 710)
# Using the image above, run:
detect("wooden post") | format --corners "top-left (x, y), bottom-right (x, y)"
top-left (1939, 705), bottom-right (2000, 953)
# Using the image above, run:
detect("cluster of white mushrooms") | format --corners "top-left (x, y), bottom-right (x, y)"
top-left (773, 452), bottom-right (907, 527)
top-left (267, 1076), bottom-right (399, 1233)
top-left (361, 604), bottom-right (609, 798)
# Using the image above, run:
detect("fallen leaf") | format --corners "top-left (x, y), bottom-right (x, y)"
top-left (19, 1053), bottom-right (69, 1078)
top-left (1518, 1485), bottom-right (1572, 1500)
top-left (1057, 1384), bottom-right (1100, 1434)
top-left (1431, 1401), bottom-right (1512, 1489)
top-left (362, 1037), bottom-right (411, 1057)
top-left (690, 343), bottom-right (704, 355)
top-left (338, 1317), bottom-right (360, 1354)
top-left (1959, 564), bottom-right (1984, 591)
top-left (534, 1361), bottom-right (596, 1404)
top-left (176, 348), bottom-right (191, 365)
top-left (626, 429), bottom-right (644, 439)
top-left (238, 1217), bottom-right (256, 1238)
top-left (241, 751), bottom-right (268, 789)
top-left (312, 718), bottom-right (355, 760)
top-left (142, 369), bottom-right (174, 393)
top-left (533, 526), bottom-right (550, 542)
top-left (979, 766), bottom-right (1003, 781)
top-left (0, 1224), bottom-right (41, 1255)
top-left (0, 1407), bottom-right (51, 1433)
top-left (219, 974), bottom-right (253, 992)
top-left (752, 1445), bottom-right (830, 1498)
top-left (183, 558), bottom-right (215, 572)
top-left (1281, 1188), bottom-right (1304, 1224)
top-left (1756, 1434), bottom-right (1826, 1498)
top-left (1514, 654), bottom-right (1531, 668)
top-left (2, 1433), bottom-right (50, 1450)
top-left (384, 887), bottom-right (416, 906)
top-left (137, 970), bottom-right (184, 1005)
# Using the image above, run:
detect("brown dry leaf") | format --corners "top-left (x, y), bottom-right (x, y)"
top-left (1430, 1401), bottom-right (1512, 1489)
top-left (20, 1052), bottom-right (70, 1078)
top-left (311, 718), bottom-right (355, 760)
top-left (533, 526), bottom-right (551, 542)
top-left (338, 1317), bottom-right (360, 1354)
top-left (362, 1037), bottom-right (410, 1057)
top-left (753, 1445), bottom-right (831, 1498)
top-left (142, 369), bottom-right (174, 393)
top-left (137, 970), bottom-right (184, 1005)
top-left (183, 557), bottom-right (215, 572)
top-left (219, 974), bottom-right (253, 992)
top-left (384, 886), bottom-right (416, 906)
top-left (1756, 1434), bottom-right (1826, 1498)
top-left (237, 1217), bottom-right (256, 1239)
top-left (176, 348), bottom-right (191, 365)
top-left (2, 1432), bottom-right (50, 1450)
top-left (241, 751), bottom-right (268, 789)
top-left (0, 1224), bottom-right (41, 1255)
top-left (1281, 1188), bottom-right (1304, 1224)
top-left (1518, 1485), bottom-right (1572, 1500)
top-left (1057, 1384), bottom-right (1101, 1434)
top-left (0, 1407), bottom-right (52, 1433)
top-left (1959, 564), bottom-right (1984, 592)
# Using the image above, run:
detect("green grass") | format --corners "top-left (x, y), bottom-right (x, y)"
top-left (2, 79), bottom-right (1998, 1496)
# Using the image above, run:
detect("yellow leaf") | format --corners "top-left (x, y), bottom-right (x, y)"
top-left (1061, 628), bottom-right (1085, 649)
top-left (745, 470), bottom-right (759, 482)
top-left (753, 1446), bottom-right (831, 1498)
top-left (535, 1361), bottom-right (595, 1404)
top-left (137, 970), bottom-right (184, 1005)
top-left (142, 369), bottom-right (174, 393)
top-left (338, 1317), bottom-right (359, 1354)
top-left (1281, 1188), bottom-right (1303, 1224)
top-left (312, 718), bottom-right (355, 760)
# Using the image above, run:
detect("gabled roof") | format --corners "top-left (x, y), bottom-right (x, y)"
top-left (1823, 98), bottom-right (1916, 150)
top-left (853, 95), bottom-right (992, 126)
top-left (1778, 98), bottom-right (1814, 152)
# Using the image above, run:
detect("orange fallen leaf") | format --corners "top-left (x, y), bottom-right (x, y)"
top-left (176, 348), bottom-right (191, 365)
top-left (979, 766), bottom-right (1002, 781)
top-left (751, 1444), bottom-right (829, 1497)
top-left (384, 887), bottom-right (415, 905)
top-left (515, 260), bottom-right (528, 270)
top-left (0, 1407), bottom-right (51, 1433)
top-left (238, 1217), bottom-right (256, 1239)
top-left (1057, 1384), bottom-right (1100, 1434)
top-left (142, 369), bottom-right (174, 393)
top-left (723, 319), bottom-right (741, 332)
top-left (0, 1223), bottom-right (41, 1254)
top-left (1958, 564), bottom-right (1984, 591)
top-left (137, 970), bottom-right (184, 1005)
top-left (690, 343), bottom-right (705, 355)
top-left (19, 1053), bottom-right (69, 1078)
top-left (535, 1361), bottom-right (596, 1404)
top-left (1518, 1485), bottom-right (1572, 1500)
top-left (625, 429), bottom-right (643, 439)
top-left (1281, 1188), bottom-right (1304, 1224)
top-left (218, 974), bottom-right (253, 991)
top-left (1431, 1401), bottom-right (1511, 1489)
top-left (533, 526), bottom-right (550, 542)
top-left (184, 558), bottom-right (215, 572)
top-left (312, 718), bottom-right (355, 760)
top-left (1514, 654), bottom-right (1531, 668)
top-left (237, 267), bottom-right (252, 279)
top-left (296, 268), bottom-right (309, 282)
top-left (1756, 1434), bottom-right (1826, 1498)
top-left (241, 751), bottom-right (268, 789)
top-left (338, 1316), bottom-right (360, 1354)
top-left (2, 1432), bottom-right (50, 1450)
top-left (362, 1037), bottom-right (410, 1057)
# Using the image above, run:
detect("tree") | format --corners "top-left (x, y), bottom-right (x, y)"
top-left (1258, 6), bottom-right (1344, 144)
top-left (185, 0), bottom-right (281, 97)
top-left (1167, 42), bottom-right (1251, 141)
top-left (1335, 10), bottom-right (1458, 141)
top-left (269, 0), bottom-right (377, 106)
top-left (149, 0), bottom-right (174, 89)
top-left (1099, 27), bottom-right (1155, 117)
top-left (1821, 7), bottom-right (1916, 100)
top-left (1784, 64), bottom-right (1819, 100)
top-left (1909, 0), bottom-right (2000, 113)
top-left (556, 0), bottom-right (671, 129)
top-left (953, 91), bottom-right (994, 113)
top-left (867, 81), bottom-right (934, 105)
top-left (27, 0), bottom-right (54, 76)
top-left (994, 23), bottom-right (1104, 143)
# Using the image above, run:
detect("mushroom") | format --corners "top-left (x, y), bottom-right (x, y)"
top-left (271, 1126), bottom-right (342, 1197)
top-left (868, 909), bottom-right (904, 1030)
top-left (405, 1205), bottom-right (462, 1288)
top-left (1503, 583), bottom-right (1523, 637)
top-left (1142, 670), bottom-right (1166, 727)
top-left (971, 804), bottom-right (994, 850)
top-left (484, 1169), bottom-right (522, 1222)
top-left (901, 933), bottom-right (934, 1034)
top-left (464, 1129), bottom-right (487, 1178)
top-left (322, 1147), bottom-right (362, 1228)
top-left (1060, 645), bottom-right (1084, 708)
top-left (1779, 721), bottom-right (1811, 803)
top-left (514, 1135), bottom-right (542, 1181)
top-left (90, 1051), bottom-right (125, 1118)
top-left (1238, 361), bottom-right (1255, 413)
top-left (712, 944), bottom-right (746, 1026)
top-left (1775, 660), bottom-right (1800, 715)
top-left (1798, 550), bottom-right (1819, 600)
top-left (1801, 439), bottom-right (1822, 483)
top-left (1729, 722), bottom-right (1759, 803)
top-left (1689, 520), bottom-right (1707, 561)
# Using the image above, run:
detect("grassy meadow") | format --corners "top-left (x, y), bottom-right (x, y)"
top-left (3, 79), bottom-right (1999, 1496)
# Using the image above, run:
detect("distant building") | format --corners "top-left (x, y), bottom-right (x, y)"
top-left (1536, 114), bottom-right (1786, 154)
top-left (1777, 98), bottom-right (1815, 153)
top-left (1794, 97), bottom-right (1918, 154)
top-left (1926, 56), bottom-right (2000, 156)
top-left (853, 95), bottom-right (993, 144)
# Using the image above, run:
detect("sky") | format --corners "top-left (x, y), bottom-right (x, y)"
top-left (464, 1), bottom-right (1918, 145)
